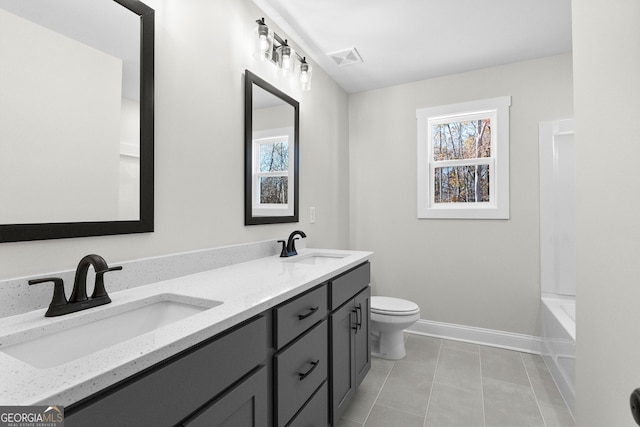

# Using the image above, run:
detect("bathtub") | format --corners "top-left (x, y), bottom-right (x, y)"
top-left (541, 294), bottom-right (575, 415)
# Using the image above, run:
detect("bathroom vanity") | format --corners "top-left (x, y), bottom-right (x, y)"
top-left (0, 249), bottom-right (372, 427)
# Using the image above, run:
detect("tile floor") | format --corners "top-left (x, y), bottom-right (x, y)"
top-left (336, 334), bottom-right (575, 427)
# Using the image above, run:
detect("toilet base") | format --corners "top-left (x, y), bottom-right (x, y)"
top-left (371, 329), bottom-right (407, 360)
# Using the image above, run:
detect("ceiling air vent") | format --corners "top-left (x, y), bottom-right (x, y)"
top-left (327, 47), bottom-right (363, 67)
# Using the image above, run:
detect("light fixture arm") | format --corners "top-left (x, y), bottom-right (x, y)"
top-left (260, 18), bottom-right (306, 63)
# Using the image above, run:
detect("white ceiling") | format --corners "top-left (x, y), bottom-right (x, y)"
top-left (251, 0), bottom-right (573, 94)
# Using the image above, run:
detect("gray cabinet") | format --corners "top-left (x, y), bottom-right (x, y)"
top-left (329, 263), bottom-right (371, 426)
top-left (182, 366), bottom-right (268, 427)
top-left (273, 285), bottom-right (329, 427)
top-left (288, 381), bottom-right (328, 427)
top-left (65, 315), bottom-right (268, 427)
top-left (65, 261), bottom-right (371, 427)
top-left (354, 287), bottom-right (371, 388)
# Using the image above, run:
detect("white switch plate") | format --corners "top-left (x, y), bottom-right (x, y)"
top-left (309, 207), bottom-right (316, 223)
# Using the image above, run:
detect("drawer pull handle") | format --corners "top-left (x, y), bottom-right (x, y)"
top-left (356, 303), bottom-right (363, 331)
top-left (298, 360), bottom-right (320, 380)
top-left (298, 306), bottom-right (319, 320)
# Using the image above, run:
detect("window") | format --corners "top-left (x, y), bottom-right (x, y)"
top-left (252, 127), bottom-right (295, 217)
top-left (417, 96), bottom-right (511, 219)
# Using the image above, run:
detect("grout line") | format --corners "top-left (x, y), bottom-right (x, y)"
top-left (360, 357), bottom-right (396, 426)
top-left (422, 338), bottom-right (443, 427)
top-left (521, 353), bottom-right (548, 427)
top-left (479, 346), bottom-right (486, 427)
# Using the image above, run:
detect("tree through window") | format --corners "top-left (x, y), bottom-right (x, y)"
top-left (432, 118), bottom-right (491, 203)
top-left (258, 139), bottom-right (289, 204)
top-left (252, 127), bottom-right (295, 217)
top-left (417, 96), bottom-right (511, 219)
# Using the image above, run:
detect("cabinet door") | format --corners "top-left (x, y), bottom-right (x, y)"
top-left (329, 299), bottom-right (355, 424)
top-left (65, 316), bottom-right (267, 427)
top-left (183, 366), bottom-right (268, 427)
top-left (354, 287), bottom-right (371, 388)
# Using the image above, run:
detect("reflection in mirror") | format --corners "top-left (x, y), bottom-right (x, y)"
top-left (0, 0), bottom-right (154, 242)
top-left (245, 70), bottom-right (299, 225)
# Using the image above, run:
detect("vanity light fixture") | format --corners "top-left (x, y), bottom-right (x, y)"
top-left (253, 18), bottom-right (313, 91)
top-left (299, 57), bottom-right (312, 92)
top-left (277, 39), bottom-right (293, 76)
top-left (254, 17), bottom-right (274, 61)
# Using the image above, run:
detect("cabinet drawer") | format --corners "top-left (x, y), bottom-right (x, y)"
top-left (288, 381), bottom-right (328, 427)
top-left (274, 284), bottom-right (327, 349)
top-left (329, 262), bottom-right (370, 310)
top-left (275, 319), bottom-right (328, 427)
top-left (66, 315), bottom-right (267, 427)
top-left (183, 366), bottom-right (268, 427)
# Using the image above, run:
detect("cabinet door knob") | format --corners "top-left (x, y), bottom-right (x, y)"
top-left (298, 306), bottom-right (319, 320)
top-left (298, 360), bottom-right (320, 380)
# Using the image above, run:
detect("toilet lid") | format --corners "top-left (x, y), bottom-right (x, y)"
top-left (371, 296), bottom-right (420, 315)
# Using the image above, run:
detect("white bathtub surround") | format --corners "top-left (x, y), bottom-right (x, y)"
top-left (0, 248), bottom-right (372, 406)
top-left (541, 294), bottom-right (575, 414)
top-left (0, 239), bottom-right (297, 319)
top-left (539, 118), bottom-right (576, 298)
top-left (539, 118), bottom-right (576, 416)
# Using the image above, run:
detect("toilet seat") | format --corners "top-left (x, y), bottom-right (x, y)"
top-left (371, 296), bottom-right (420, 316)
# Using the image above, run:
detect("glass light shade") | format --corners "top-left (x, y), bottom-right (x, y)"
top-left (298, 59), bottom-right (313, 92)
top-left (253, 23), bottom-right (274, 61)
top-left (277, 43), bottom-right (295, 76)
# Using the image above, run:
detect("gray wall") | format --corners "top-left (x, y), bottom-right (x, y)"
top-left (349, 54), bottom-right (573, 336)
top-left (0, 0), bottom-right (350, 280)
top-left (573, 0), bottom-right (640, 425)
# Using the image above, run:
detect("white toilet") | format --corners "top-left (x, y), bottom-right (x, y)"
top-left (370, 296), bottom-right (420, 360)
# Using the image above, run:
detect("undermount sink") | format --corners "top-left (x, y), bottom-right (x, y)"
top-left (0, 294), bottom-right (222, 369)
top-left (284, 252), bottom-right (348, 265)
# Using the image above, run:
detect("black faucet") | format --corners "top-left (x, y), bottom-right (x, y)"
top-left (279, 230), bottom-right (307, 257)
top-left (29, 254), bottom-right (122, 317)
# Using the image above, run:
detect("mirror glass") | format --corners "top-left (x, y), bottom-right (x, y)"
top-left (245, 71), bottom-right (299, 225)
top-left (0, 0), bottom-right (154, 242)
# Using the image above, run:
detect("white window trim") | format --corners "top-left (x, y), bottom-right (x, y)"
top-left (252, 127), bottom-right (295, 217)
top-left (417, 96), bottom-right (511, 219)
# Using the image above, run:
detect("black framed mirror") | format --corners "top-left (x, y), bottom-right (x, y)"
top-left (245, 70), bottom-right (299, 225)
top-left (0, 0), bottom-right (154, 243)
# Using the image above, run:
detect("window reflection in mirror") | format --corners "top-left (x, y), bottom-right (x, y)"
top-left (245, 71), bottom-right (299, 225)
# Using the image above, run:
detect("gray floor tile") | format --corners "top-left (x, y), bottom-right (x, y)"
top-left (376, 360), bottom-right (434, 416)
top-left (442, 338), bottom-right (481, 353)
top-left (371, 354), bottom-right (396, 375)
top-left (344, 335), bottom-right (573, 427)
top-left (483, 378), bottom-right (545, 427)
top-left (538, 402), bottom-right (576, 427)
top-left (521, 353), bottom-right (569, 409)
top-left (480, 346), bottom-right (531, 387)
top-left (402, 334), bottom-right (442, 366)
top-left (336, 418), bottom-right (363, 427)
top-left (364, 403), bottom-right (425, 427)
top-left (341, 362), bottom-right (390, 423)
top-left (425, 381), bottom-right (484, 427)
top-left (434, 346), bottom-right (482, 391)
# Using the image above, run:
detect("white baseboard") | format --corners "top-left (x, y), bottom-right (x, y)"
top-left (405, 319), bottom-right (543, 354)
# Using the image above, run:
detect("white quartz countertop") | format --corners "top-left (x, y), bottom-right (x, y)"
top-left (0, 248), bottom-right (372, 406)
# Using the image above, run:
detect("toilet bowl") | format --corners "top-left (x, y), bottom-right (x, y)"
top-left (370, 296), bottom-right (420, 360)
